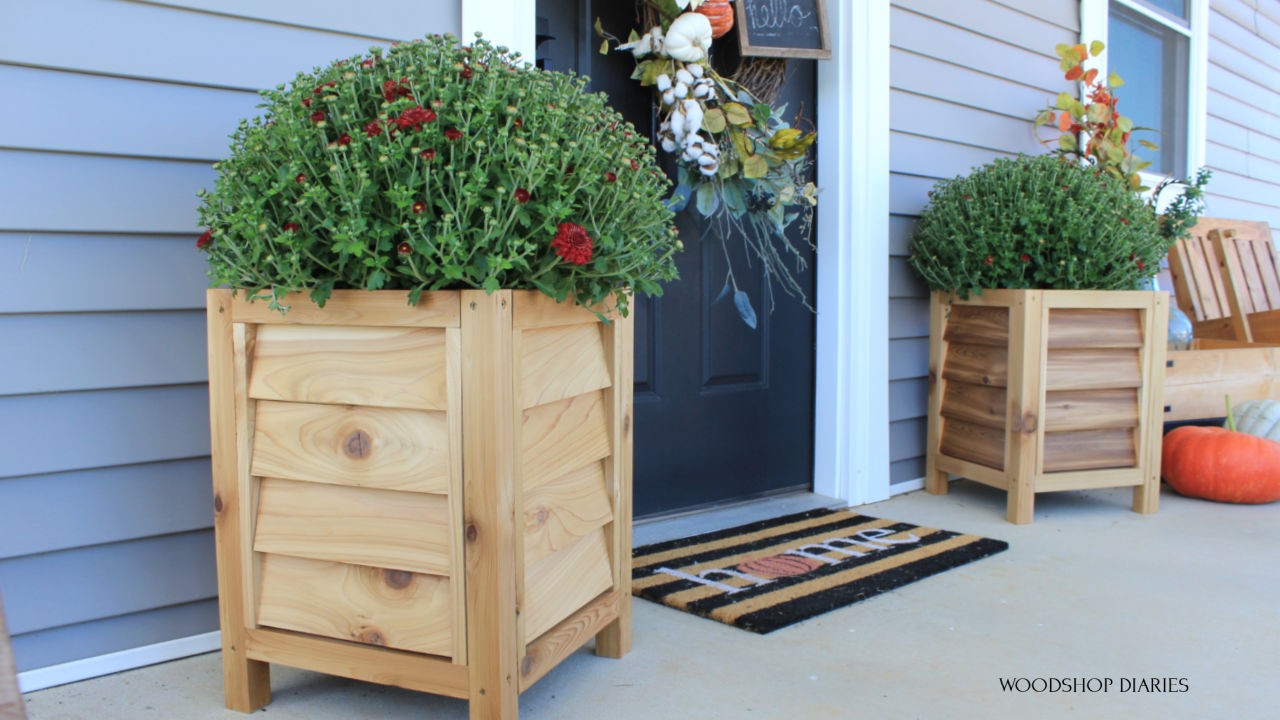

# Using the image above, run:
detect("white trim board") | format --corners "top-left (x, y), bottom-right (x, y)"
top-left (460, 0), bottom-right (536, 64)
top-left (17, 631), bottom-right (221, 693)
top-left (813, 0), bottom-right (892, 506)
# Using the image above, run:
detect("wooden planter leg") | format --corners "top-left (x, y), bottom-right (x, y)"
top-left (207, 293), bottom-right (271, 712)
top-left (1005, 293), bottom-right (1044, 526)
top-left (461, 291), bottom-right (520, 720)
top-left (925, 292), bottom-right (949, 496)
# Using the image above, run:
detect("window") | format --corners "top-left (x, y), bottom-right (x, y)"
top-left (1081, 0), bottom-right (1207, 178)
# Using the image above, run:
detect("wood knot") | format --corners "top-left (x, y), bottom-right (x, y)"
top-left (521, 655), bottom-right (534, 677)
top-left (384, 569), bottom-right (414, 590)
top-left (981, 375), bottom-right (992, 385)
top-left (343, 430), bottom-right (373, 459)
top-left (533, 506), bottom-right (549, 527)
top-left (466, 523), bottom-right (478, 542)
top-left (213, 493), bottom-right (224, 513)
top-left (623, 414), bottom-right (631, 435)
top-left (358, 628), bottom-right (386, 646)
top-left (1018, 411), bottom-right (1039, 434)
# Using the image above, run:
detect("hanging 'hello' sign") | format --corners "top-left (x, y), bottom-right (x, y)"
top-left (735, 0), bottom-right (831, 59)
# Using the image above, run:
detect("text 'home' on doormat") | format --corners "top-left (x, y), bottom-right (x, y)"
top-left (632, 508), bottom-right (1009, 633)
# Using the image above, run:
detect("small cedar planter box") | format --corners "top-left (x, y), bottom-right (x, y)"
top-left (924, 289), bottom-right (1168, 524)
top-left (206, 288), bottom-right (633, 719)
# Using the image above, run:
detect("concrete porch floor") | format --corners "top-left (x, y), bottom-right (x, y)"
top-left (20, 481), bottom-right (1279, 719)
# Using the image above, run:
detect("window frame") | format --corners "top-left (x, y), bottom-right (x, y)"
top-left (1080, 0), bottom-right (1208, 182)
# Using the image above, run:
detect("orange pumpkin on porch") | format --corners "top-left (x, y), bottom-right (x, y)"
top-left (1161, 425), bottom-right (1280, 504)
top-left (696, 0), bottom-right (736, 39)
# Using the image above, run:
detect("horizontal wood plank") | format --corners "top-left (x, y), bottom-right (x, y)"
top-left (1042, 429), bottom-right (1136, 472)
top-left (1047, 309), bottom-right (1143, 349)
top-left (513, 291), bottom-right (611, 329)
top-left (523, 528), bottom-right (614, 643)
top-left (941, 343), bottom-right (1009, 388)
top-left (225, 290), bottom-right (460, 328)
top-left (1043, 389), bottom-right (1140, 432)
top-left (1045, 349), bottom-right (1141, 391)
top-left (941, 305), bottom-right (1009, 347)
top-left (257, 554), bottom-right (453, 656)
top-left (523, 462), bottom-right (613, 567)
top-left (939, 381), bottom-right (1007, 430)
top-left (251, 401), bottom-right (451, 493)
top-left (519, 590), bottom-right (619, 692)
top-left (254, 478), bottom-right (452, 577)
top-left (521, 391), bottom-right (613, 489)
top-left (938, 417), bottom-right (1005, 471)
top-left (520, 324), bottom-right (612, 409)
top-left (245, 627), bottom-right (468, 698)
top-left (250, 325), bottom-right (449, 411)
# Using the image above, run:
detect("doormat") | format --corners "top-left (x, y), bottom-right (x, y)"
top-left (631, 508), bottom-right (1009, 634)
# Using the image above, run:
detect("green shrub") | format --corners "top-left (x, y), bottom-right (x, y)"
top-left (197, 34), bottom-right (680, 314)
top-left (908, 154), bottom-right (1165, 298)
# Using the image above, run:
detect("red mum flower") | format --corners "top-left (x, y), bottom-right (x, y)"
top-left (310, 111), bottom-right (326, 123)
top-left (629, 159), bottom-right (639, 170)
top-left (461, 66), bottom-right (473, 79)
top-left (444, 127), bottom-right (463, 141)
top-left (1120, 217), bottom-right (1130, 225)
top-left (421, 148), bottom-right (437, 160)
top-left (513, 118), bottom-right (524, 128)
top-left (196, 230), bottom-right (213, 249)
top-left (295, 173), bottom-right (307, 183)
top-left (394, 106), bottom-right (437, 132)
top-left (984, 255), bottom-right (994, 266)
top-left (337, 133), bottom-right (352, 146)
top-left (365, 120), bottom-right (383, 137)
top-left (1019, 254), bottom-right (1030, 263)
top-left (382, 80), bottom-right (400, 102)
top-left (604, 171), bottom-right (617, 183)
top-left (513, 187), bottom-right (530, 204)
top-left (361, 58), bottom-right (376, 69)
top-left (397, 241), bottom-right (412, 255)
top-left (412, 201), bottom-right (426, 214)
top-left (564, 164), bottom-right (575, 175)
top-left (283, 222), bottom-right (299, 233)
top-left (301, 97), bottom-right (312, 108)
top-left (551, 222), bottom-right (593, 266)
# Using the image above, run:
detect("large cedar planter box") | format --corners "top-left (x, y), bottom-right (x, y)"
top-left (924, 289), bottom-right (1168, 524)
top-left (206, 288), bottom-right (633, 719)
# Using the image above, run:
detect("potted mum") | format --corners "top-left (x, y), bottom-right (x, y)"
top-left (909, 153), bottom-right (1169, 525)
top-left (199, 34), bottom-right (678, 718)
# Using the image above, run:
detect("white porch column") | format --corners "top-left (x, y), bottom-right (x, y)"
top-left (813, 0), bottom-right (892, 505)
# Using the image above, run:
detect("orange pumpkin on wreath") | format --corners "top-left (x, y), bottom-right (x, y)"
top-left (695, 0), bottom-right (736, 39)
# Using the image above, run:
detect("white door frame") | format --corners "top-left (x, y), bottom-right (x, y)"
top-left (463, 0), bottom-right (893, 506)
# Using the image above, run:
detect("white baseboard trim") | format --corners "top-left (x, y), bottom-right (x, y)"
top-left (890, 478), bottom-right (925, 495)
top-left (18, 631), bottom-right (221, 693)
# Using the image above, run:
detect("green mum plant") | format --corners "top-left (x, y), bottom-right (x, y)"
top-left (197, 34), bottom-right (681, 315)
top-left (908, 154), bottom-right (1167, 298)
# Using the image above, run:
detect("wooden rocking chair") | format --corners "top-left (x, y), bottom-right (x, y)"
top-left (1167, 217), bottom-right (1280, 344)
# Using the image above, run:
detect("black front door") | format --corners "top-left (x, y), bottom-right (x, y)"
top-left (537, 0), bottom-right (816, 517)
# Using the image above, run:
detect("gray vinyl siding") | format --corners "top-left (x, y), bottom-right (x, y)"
top-left (887, 0), bottom-right (1079, 486)
top-left (0, 0), bottom-right (459, 676)
top-left (1205, 0), bottom-right (1280, 240)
